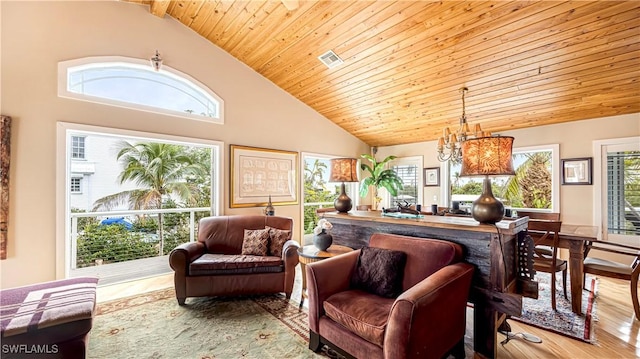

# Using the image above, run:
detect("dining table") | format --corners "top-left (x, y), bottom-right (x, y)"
top-left (529, 222), bottom-right (599, 314)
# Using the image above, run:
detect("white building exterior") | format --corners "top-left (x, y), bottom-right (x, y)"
top-left (69, 134), bottom-right (140, 212)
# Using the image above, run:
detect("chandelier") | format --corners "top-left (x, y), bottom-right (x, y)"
top-left (437, 87), bottom-right (489, 163)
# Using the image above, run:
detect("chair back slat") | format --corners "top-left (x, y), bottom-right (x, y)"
top-left (527, 219), bottom-right (562, 233)
top-left (518, 211), bottom-right (560, 221)
top-left (527, 220), bottom-right (562, 256)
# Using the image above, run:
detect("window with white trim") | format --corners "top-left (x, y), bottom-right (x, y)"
top-left (606, 149), bottom-right (640, 236)
top-left (58, 57), bottom-right (224, 124)
top-left (70, 177), bottom-right (82, 193)
top-left (449, 144), bottom-right (559, 212)
top-left (71, 136), bottom-right (85, 160)
top-left (388, 156), bottom-right (423, 208)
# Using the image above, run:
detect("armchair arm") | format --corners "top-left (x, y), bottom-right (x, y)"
top-left (282, 239), bottom-right (300, 266)
top-left (169, 241), bottom-right (206, 275)
top-left (282, 239), bottom-right (300, 297)
top-left (306, 250), bottom-right (360, 332)
top-left (384, 262), bottom-right (475, 359)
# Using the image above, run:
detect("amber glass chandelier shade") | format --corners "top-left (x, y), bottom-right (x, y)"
top-left (329, 158), bottom-right (359, 213)
top-left (460, 136), bottom-right (515, 177)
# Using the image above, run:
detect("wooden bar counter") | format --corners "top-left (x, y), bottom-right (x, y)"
top-left (322, 211), bottom-right (534, 359)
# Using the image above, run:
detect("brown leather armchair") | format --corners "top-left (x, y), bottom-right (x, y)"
top-left (306, 233), bottom-right (474, 359)
top-left (169, 215), bottom-right (299, 305)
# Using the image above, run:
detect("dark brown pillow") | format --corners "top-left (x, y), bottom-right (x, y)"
top-left (350, 246), bottom-right (407, 298)
top-left (241, 229), bottom-right (270, 256)
top-left (266, 226), bottom-right (291, 257)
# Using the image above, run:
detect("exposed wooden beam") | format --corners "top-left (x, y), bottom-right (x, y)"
top-left (150, 0), bottom-right (170, 18)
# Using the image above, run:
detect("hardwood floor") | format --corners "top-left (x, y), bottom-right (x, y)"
top-left (96, 267), bottom-right (639, 358)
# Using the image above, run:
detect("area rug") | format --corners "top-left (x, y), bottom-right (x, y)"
top-left (89, 289), bottom-right (337, 359)
top-left (510, 273), bottom-right (598, 343)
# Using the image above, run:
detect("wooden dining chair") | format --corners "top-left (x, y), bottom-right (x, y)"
top-left (518, 211), bottom-right (561, 256)
top-left (583, 241), bottom-right (640, 320)
top-left (528, 219), bottom-right (567, 310)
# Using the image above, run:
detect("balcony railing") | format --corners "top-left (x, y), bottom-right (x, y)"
top-left (69, 207), bottom-right (210, 285)
top-left (70, 203), bottom-right (340, 285)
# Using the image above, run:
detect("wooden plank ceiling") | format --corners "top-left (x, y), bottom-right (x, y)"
top-left (123, 0), bottom-right (640, 147)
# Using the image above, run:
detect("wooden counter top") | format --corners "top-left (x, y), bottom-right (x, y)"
top-left (323, 210), bottom-right (529, 235)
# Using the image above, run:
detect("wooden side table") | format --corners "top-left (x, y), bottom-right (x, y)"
top-left (298, 244), bottom-right (354, 308)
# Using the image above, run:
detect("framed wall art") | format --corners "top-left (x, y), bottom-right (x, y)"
top-left (561, 157), bottom-right (592, 185)
top-left (424, 167), bottom-right (440, 187)
top-left (230, 145), bottom-right (298, 208)
top-left (1, 116), bottom-right (11, 260)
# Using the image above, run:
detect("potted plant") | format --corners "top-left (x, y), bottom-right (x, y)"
top-left (359, 154), bottom-right (404, 210)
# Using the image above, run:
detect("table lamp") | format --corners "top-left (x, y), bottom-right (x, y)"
top-left (460, 136), bottom-right (515, 224)
top-left (329, 158), bottom-right (359, 213)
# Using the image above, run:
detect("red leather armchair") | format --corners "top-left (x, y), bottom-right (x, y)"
top-left (306, 233), bottom-right (474, 359)
top-left (169, 215), bottom-right (299, 305)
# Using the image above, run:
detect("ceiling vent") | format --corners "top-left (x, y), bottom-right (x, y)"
top-left (318, 50), bottom-right (344, 69)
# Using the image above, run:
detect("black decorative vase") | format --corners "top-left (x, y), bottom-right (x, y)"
top-left (471, 177), bottom-right (505, 224)
top-left (313, 229), bottom-right (333, 251)
top-left (334, 182), bottom-right (353, 213)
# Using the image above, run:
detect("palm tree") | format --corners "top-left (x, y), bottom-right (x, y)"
top-left (93, 141), bottom-right (208, 255)
top-left (503, 152), bottom-right (552, 208)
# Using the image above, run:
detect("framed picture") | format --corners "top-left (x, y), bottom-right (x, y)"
top-left (424, 167), bottom-right (440, 187)
top-left (0, 116), bottom-right (10, 260)
top-left (561, 157), bottom-right (592, 185)
top-left (230, 145), bottom-right (299, 208)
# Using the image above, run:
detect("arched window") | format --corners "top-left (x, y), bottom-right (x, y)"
top-left (58, 56), bottom-right (224, 124)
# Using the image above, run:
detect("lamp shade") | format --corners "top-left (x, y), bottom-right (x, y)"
top-left (460, 136), bottom-right (515, 177)
top-left (329, 158), bottom-right (359, 182)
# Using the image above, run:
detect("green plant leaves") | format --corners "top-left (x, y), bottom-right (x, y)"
top-left (359, 154), bottom-right (403, 198)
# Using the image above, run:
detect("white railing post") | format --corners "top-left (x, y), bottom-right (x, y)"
top-left (190, 210), bottom-right (195, 242)
top-left (71, 216), bottom-right (78, 270)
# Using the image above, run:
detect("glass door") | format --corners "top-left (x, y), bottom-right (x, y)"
top-left (602, 140), bottom-right (640, 243)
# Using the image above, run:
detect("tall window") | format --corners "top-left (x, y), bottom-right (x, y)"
top-left (607, 150), bottom-right (640, 236)
top-left (449, 145), bottom-right (559, 212)
top-left (302, 154), bottom-right (358, 235)
top-left (58, 57), bottom-right (224, 124)
top-left (71, 136), bottom-right (85, 159)
top-left (595, 137), bottom-right (639, 242)
top-left (388, 156), bottom-right (422, 208)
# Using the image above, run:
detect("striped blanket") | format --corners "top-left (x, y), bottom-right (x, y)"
top-left (1, 277), bottom-right (98, 337)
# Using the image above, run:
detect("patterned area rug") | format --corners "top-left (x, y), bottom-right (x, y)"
top-left (510, 273), bottom-right (598, 343)
top-left (90, 289), bottom-right (339, 358)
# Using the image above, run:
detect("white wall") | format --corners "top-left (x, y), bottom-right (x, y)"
top-left (0, 1), bottom-right (369, 288)
top-left (377, 113), bottom-right (640, 226)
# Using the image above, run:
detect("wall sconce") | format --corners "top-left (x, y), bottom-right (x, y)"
top-left (329, 158), bottom-right (359, 213)
top-left (150, 50), bottom-right (162, 71)
top-left (460, 136), bottom-right (515, 224)
top-left (437, 87), bottom-right (489, 163)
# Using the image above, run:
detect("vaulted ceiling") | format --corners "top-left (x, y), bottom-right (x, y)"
top-left (123, 0), bottom-right (640, 147)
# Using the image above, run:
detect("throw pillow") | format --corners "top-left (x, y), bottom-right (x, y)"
top-left (350, 246), bottom-right (407, 298)
top-left (266, 226), bottom-right (292, 257)
top-left (240, 229), bottom-right (270, 256)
